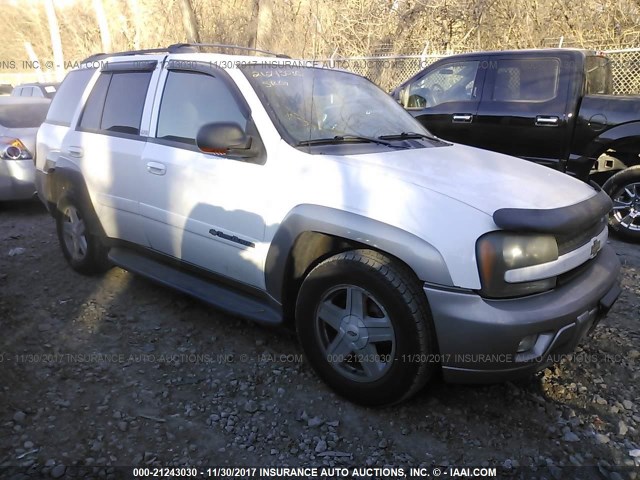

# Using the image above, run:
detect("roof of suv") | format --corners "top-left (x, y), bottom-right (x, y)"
top-left (82, 43), bottom-right (292, 63)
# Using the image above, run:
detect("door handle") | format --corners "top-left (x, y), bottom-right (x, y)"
top-left (535, 116), bottom-right (559, 127)
top-left (452, 114), bottom-right (473, 123)
top-left (68, 146), bottom-right (83, 158)
top-left (146, 161), bottom-right (166, 175)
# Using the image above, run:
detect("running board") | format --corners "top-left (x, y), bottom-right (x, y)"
top-left (108, 247), bottom-right (282, 326)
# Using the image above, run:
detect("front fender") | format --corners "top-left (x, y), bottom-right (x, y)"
top-left (264, 204), bottom-right (453, 303)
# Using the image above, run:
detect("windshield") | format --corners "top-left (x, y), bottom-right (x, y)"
top-left (242, 65), bottom-right (433, 147)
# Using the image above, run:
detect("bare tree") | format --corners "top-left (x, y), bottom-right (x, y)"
top-left (179, 0), bottom-right (201, 43)
top-left (93, 0), bottom-right (112, 52)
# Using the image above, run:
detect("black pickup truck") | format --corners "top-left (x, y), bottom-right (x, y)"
top-left (391, 49), bottom-right (640, 241)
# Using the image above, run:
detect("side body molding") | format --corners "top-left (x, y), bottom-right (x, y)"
top-left (264, 204), bottom-right (453, 303)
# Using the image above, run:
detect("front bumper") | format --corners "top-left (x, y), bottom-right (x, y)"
top-left (0, 159), bottom-right (36, 201)
top-left (424, 244), bottom-right (621, 383)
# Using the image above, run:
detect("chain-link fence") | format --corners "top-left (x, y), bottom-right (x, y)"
top-left (604, 48), bottom-right (640, 95)
top-left (326, 48), bottom-right (640, 95)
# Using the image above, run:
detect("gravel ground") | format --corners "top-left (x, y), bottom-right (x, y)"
top-left (1, 200), bottom-right (639, 479)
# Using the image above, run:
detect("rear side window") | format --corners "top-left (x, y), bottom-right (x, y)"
top-left (80, 70), bottom-right (152, 135)
top-left (0, 102), bottom-right (50, 128)
top-left (46, 68), bottom-right (95, 126)
top-left (492, 58), bottom-right (560, 102)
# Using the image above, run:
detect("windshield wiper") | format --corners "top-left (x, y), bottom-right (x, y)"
top-left (378, 131), bottom-right (440, 142)
top-left (297, 135), bottom-right (405, 148)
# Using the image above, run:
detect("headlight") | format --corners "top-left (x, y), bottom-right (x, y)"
top-left (0, 137), bottom-right (32, 160)
top-left (476, 232), bottom-right (559, 298)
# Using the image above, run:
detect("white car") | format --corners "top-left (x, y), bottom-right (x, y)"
top-left (36, 44), bottom-right (620, 405)
top-left (0, 97), bottom-right (50, 200)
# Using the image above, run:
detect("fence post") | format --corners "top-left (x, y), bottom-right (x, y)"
top-left (420, 41), bottom-right (429, 68)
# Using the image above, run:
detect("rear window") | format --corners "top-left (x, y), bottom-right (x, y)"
top-left (101, 71), bottom-right (151, 134)
top-left (492, 58), bottom-right (560, 102)
top-left (585, 56), bottom-right (612, 95)
top-left (0, 102), bottom-right (50, 128)
top-left (46, 68), bottom-right (96, 126)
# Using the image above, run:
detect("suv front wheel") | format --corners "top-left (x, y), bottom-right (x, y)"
top-left (56, 197), bottom-right (110, 274)
top-left (296, 249), bottom-right (437, 406)
top-left (603, 165), bottom-right (640, 242)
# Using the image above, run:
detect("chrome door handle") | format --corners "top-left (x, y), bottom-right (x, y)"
top-left (68, 146), bottom-right (83, 158)
top-left (146, 162), bottom-right (166, 175)
top-left (535, 116), bottom-right (559, 126)
top-left (452, 114), bottom-right (473, 123)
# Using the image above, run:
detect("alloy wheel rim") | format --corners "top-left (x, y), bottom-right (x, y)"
top-left (314, 285), bottom-right (396, 383)
top-left (612, 182), bottom-right (640, 232)
top-left (62, 206), bottom-right (88, 261)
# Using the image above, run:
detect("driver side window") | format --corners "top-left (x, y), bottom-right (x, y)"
top-left (406, 61), bottom-right (480, 109)
top-left (156, 70), bottom-right (247, 145)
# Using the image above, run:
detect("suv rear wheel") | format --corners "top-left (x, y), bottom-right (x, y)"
top-left (295, 249), bottom-right (437, 406)
top-left (56, 197), bottom-right (110, 274)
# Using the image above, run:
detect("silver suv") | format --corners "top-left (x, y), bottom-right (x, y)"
top-left (36, 44), bottom-right (621, 405)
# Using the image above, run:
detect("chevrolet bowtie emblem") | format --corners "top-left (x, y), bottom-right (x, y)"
top-left (590, 238), bottom-right (601, 258)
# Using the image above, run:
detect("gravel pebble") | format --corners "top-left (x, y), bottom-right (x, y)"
top-left (618, 421), bottom-right (628, 436)
top-left (307, 416), bottom-right (323, 428)
top-left (12, 411), bottom-right (26, 424)
top-left (563, 431), bottom-right (580, 442)
top-left (50, 465), bottom-right (66, 478)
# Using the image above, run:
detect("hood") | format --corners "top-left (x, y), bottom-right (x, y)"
top-left (341, 143), bottom-right (595, 215)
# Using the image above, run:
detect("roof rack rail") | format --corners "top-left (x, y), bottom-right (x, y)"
top-left (81, 43), bottom-right (290, 64)
top-left (167, 43), bottom-right (291, 58)
top-left (81, 47), bottom-right (171, 64)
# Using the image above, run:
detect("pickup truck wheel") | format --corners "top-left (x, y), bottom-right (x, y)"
top-left (295, 249), bottom-right (437, 406)
top-left (56, 198), bottom-right (111, 274)
top-left (603, 166), bottom-right (640, 242)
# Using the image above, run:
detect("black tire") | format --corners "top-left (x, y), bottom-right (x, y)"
top-left (602, 165), bottom-right (640, 242)
top-left (56, 196), bottom-right (111, 274)
top-left (295, 249), bottom-right (437, 406)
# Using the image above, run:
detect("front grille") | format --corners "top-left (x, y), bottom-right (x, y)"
top-left (556, 257), bottom-right (594, 287)
top-left (555, 216), bottom-right (607, 256)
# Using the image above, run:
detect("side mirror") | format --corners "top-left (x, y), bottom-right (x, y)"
top-left (196, 122), bottom-right (254, 157)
